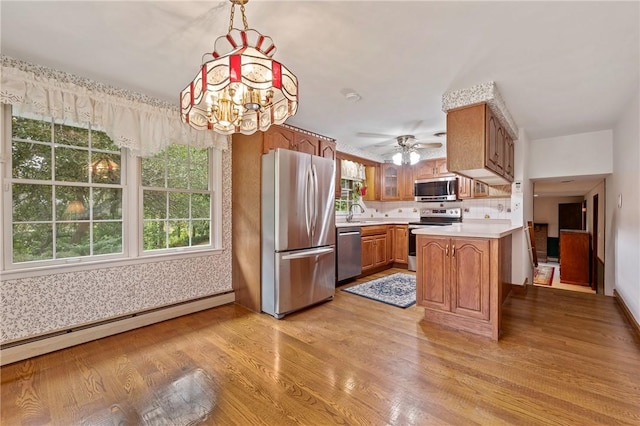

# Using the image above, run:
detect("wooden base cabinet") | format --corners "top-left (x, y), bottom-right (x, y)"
top-left (361, 225), bottom-right (391, 273)
top-left (393, 225), bottom-right (409, 264)
top-left (416, 234), bottom-right (511, 340)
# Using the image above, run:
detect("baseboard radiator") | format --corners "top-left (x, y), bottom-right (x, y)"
top-left (1, 291), bottom-right (235, 366)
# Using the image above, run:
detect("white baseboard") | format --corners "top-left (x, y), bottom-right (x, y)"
top-left (0, 292), bottom-right (235, 366)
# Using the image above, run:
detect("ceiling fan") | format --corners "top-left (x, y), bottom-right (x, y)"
top-left (356, 132), bottom-right (444, 152)
top-left (356, 132), bottom-right (444, 164)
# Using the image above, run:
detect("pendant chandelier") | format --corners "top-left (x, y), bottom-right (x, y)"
top-left (180, 0), bottom-right (298, 135)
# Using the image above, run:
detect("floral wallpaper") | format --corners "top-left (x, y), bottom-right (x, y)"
top-left (0, 148), bottom-right (233, 344)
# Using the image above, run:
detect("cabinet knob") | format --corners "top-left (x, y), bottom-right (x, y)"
top-left (452, 245), bottom-right (456, 257)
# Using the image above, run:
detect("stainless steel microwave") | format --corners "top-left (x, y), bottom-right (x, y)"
top-left (414, 176), bottom-right (458, 202)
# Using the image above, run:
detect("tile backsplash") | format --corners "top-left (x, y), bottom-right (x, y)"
top-left (461, 197), bottom-right (512, 220)
top-left (339, 197), bottom-right (513, 222)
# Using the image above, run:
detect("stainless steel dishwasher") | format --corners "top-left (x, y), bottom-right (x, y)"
top-left (336, 226), bottom-right (362, 283)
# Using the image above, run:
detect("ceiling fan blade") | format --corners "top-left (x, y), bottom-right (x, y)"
top-left (356, 132), bottom-right (396, 139)
top-left (373, 139), bottom-right (395, 147)
top-left (406, 120), bottom-right (425, 134)
top-left (413, 142), bottom-right (443, 149)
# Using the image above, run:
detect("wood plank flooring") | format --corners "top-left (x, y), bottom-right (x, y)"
top-left (2, 268), bottom-right (640, 425)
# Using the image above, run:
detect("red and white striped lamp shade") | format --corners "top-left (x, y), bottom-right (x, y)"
top-left (180, 28), bottom-right (298, 135)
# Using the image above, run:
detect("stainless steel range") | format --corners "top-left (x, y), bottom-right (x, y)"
top-left (407, 205), bottom-right (463, 271)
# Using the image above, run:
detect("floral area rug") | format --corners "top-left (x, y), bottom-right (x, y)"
top-left (342, 273), bottom-right (416, 308)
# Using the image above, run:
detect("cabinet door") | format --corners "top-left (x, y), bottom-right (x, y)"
top-left (450, 238), bottom-right (490, 320)
top-left (292, 133), bottom-right (319, 156)
top-left (400, 165), bottom-right (414, 200)
top-left (373, 235), bottom-right (388, 268)
top-left (434, 158), bottom-right (452, 176)
top-left (458, 176), bottom-right (472, 199)
top-left (319, 140), bottom-right (336, 160)
top-left (416, 236), bottom-right (450, 311)
top-left (473, 180), bottom-right (488, 198)
top-left (334, 158), bottom-right (342, 199)
top-left (387, 226), bottom-right (395, 264)
top-left (504, 134), bottom-right (514, 182)
top-left (361, 236), bottom-right (375, 271)
top-left (485, 108), bottom-right (504, 176)
top-left (263, 126), bottom-right (294, 154)
top-left (363, 165), bottom-right (380, 201)
top-left (381, 164), bottom-right (400, 200)
top-left (394, 225), bottom-right (408, 264)
top-left (413, 159), bottom-right (436, 180)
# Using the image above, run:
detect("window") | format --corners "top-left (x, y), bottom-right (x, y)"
top-left (8, 114), bottom-right (124, 264)
top-left (2, 108), bottom-right (222, 273)
top-left (141, 145), bottom-right (212, 251)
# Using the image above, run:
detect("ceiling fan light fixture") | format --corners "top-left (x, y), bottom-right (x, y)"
top-left (180, 0), bottom-right (298, 135)
top-left (392, 149), bottom-right (420, 165)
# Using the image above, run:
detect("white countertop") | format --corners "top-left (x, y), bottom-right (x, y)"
top-left (412, 222), bottom-right (522, 239)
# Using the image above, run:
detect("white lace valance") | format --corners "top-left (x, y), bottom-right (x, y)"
top-left (0, 56), bottom-right (228, 156)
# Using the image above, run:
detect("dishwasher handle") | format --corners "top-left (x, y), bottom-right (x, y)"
top-left (338, 231), bottom-right (361, 236)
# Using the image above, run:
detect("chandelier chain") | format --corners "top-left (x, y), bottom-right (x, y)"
top-left (228, 0), bottom-right (249, 33)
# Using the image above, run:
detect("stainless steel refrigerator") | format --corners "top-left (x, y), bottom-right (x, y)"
top-left (261, 148), bottom-right (336, 319)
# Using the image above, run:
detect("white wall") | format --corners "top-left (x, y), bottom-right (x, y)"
top-left (606, 92), bottom-right (640, 319)
top-left (529, 130), bottom-right (613, 179)
top-left (511, 128), bottom-right (532, 286)
top-left (533, 196), bottom-right (585, 237)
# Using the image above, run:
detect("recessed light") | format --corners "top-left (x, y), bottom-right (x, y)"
top-left (534, 194), bottom-right (539, 197)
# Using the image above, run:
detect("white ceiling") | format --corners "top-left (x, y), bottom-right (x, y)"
top-left (2, 1), bottom-right (639, 175)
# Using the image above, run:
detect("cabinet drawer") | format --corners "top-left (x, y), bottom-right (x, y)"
top-left (361, 225), bottom-right (388, 237)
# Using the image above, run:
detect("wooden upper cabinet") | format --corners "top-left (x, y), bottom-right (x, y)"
top-left (381, 164), bottom-right (401, 200)
top-left (447, 102), bottom-right (514, 184)
top-left (413, 158), bottom-right (451, 180)
top-left (319, 140), bottom-right (337, 160)
top-left (485, 110), bottom-right (504, 176)
top-left (291, 133), bottom-right (319, 156)
top-left (434, 158), bottom-right (452, 176)
top-left (262, 125), bottom-right (336, 159)
top-left (263, 126), bottom-right (295, 154)
top-left (400, 165), bottom-right (414, 200)
top-left (381, 164), bottom-right (413, 201)
top-left (504, 135), bottom-right (514, 182)
top-left (458, 176), bottom-right (473, 199)
top-left (363, 165), bottom-right (380, 201)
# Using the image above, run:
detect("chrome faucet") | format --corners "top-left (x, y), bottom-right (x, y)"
top-left (347, 202), bottom-right (365, 222)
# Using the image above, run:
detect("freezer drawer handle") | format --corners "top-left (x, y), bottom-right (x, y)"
top-left (282, 247), bottom-right (335, 260)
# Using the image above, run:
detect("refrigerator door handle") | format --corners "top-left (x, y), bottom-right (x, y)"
top-left (311, 163), bottom-right (318, 238)
top-left (304, 165), bottom-right (312, 237)
top-left (281, 246), bottom-right (335, 260)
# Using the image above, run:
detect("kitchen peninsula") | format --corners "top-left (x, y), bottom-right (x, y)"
top-left (413, 222), bottom-right (522, 340)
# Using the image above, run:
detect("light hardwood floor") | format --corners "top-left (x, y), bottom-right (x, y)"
top-left (2, 268), bottom-right (639, 425)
